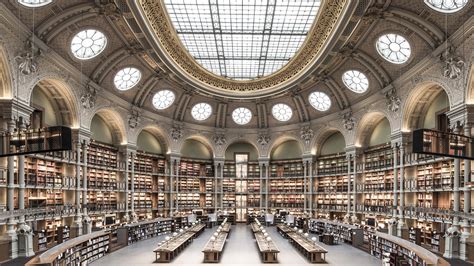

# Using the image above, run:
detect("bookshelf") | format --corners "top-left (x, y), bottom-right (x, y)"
top-left (117, 218), bottom-right (173, 245)
top-left (317, 153), bottom-right (347, 175)
top-left (364, 144), bottom-right (392, 171)
top-left (309, 219), bottom-right (363, 247)
top-left (27, 231), bottom-right (111, 266)
top-left (87, 142), bottom-right (118, 168)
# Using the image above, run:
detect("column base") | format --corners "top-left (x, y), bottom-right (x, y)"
top-left (387, 217), bottom-right (398, 236)
top-left (122, 213), bottom-right (130, 223)
top-left (82, 215), bottom-right (92, 235)
top-left (459, 221), bottom-right (471, 261)
top-left (16, 223), bottom-right (34, 257)
top-left (397, 218), bottom-right (407, 238)
top-left (131, 212), bottom-right (138, 223)
top-left (2, 221), bottom-right (18, 259)
top-left (70, 216), bottom-right (83, 238)
top-left (443, 226), bottom-right (460, 259)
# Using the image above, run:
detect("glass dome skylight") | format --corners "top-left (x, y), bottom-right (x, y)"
top-left (152, 90), bottom-right (175, 110)
top-left (114, 67), bottom-right (141, 91)
top-left (18, 0), bottom-right (52, 7)
top-left (376, 33), bottom-right (411, 64)
top-left (424, 0), bottom-right (468, 13)
top-left (191, 103), bottom-right (212, 121)
top-left (232, 107), bottom-right (252, 125)
top-left (272, 103), bottom-right (293, 122)
top-left (308, 91), bottom-right (331, 111)
top-left (164, 0), bottom-right (321, 80)
top-left (71, 29), bottom-right (107, 60)
top-left (342, 70), bottom-right (369, 93)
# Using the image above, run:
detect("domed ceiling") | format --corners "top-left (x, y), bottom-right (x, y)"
top-left (133, 0), bottom-right (350, 98)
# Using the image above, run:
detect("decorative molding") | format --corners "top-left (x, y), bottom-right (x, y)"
top-left (300, 126), bottom-right (314, 144)
top-left (128, 105), bottom-right (142, 129)
top-left (170, 124), bottom-right (183, 141)
top-left (256, 133), bottom-right (271, 146)
top-left (341, 111), bottom-right (355, 131)
top-left (441, 46), bottom-right (465, 80)
top-left (212, 133), bottom-right (227, 146)
top-left (384, 88), bottom-right (401, 113)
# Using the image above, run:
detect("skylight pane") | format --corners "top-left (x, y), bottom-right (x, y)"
top-left (164, 0), bottom-right (321, 80)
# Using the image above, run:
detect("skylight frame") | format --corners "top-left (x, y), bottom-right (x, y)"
top-left (342, 70), bottom-right (369, 94)
top-left (152, 90), bottom-right (175, 110)
top-left (424, 0), bottom-right (468, 13)
top-left (163, 0), bottom-right (321, 80)
top-left (232, 107), bottom-right (252, 125)
top-left (308, 91), bottom-right (331, 111)
top-left (376, 33), bottom-right (411, 64)
top-left (114, 67), bottom-right (142, 91)
top-left (70, 29), bottom-right (107, 60)
top-left (272, 103), bottom-right (293, 122)
top-left (18, 0), bottom-right (52, 7)
top-left (191, 102), bottom-right (212, 121)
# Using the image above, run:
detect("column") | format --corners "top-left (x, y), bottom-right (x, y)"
top-left (71, 142), bottom-right (82, 236)
top-left (81, 140), bottom-right (91, 234)
top-left (5, 120), bottom-right (18, 259)
top-left (352, 154), bottom-right (357, 222)
top-left (303, 161), bottom-right (307, 212)
top-left (313, 160), bottom-right (318, 213)
top-left (397, 144), bottom-right (407, 237)
top-left (309, 159), bottom-right (314, 216)
top-left (445, 125), bottom-right (461, 258)
top-left (123, 150), bottom-right (130, 223)
top-left (259, 162), bottom-right (263, 210)
top-left (392, 144), bottom-right (398, 217)
top-left (130, 152), bottom-right (137, 222)
top-left (175, 158), bottom-right (180, 213)
top-left (169, 159), bottom-right (174, 217)
top-left (346, 154), bottom-right (351, 216)
top-left (220, 161), bottom-right (224, 209)
top-left (214, 161), bottom-right (219, 211)
top-left (460, 124), bottom-right (471, 260)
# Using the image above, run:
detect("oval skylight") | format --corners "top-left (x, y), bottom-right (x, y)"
top-left (308, 91), bottom-right (331, 111)
top-left (191, 103), bottom-right (212, 121)
top-left (71, 29), bottom-right (107, 60)
top-left (18, 0), bottom-right (52, 7)
top-left (424, 0), bottom-right (468, 13)
top-left (376, 33), bottom-right (411, 64)
top-left (163, 0), bottom-right (322, 80)
top-left (232, 107), bottom-right (252, 125)
top-left (342, 70), bottom-right (369, 93)
top-left (152, 90), bottom-right (175, 110)
top-left (114, 67), bottom-right (141, 91)
top-left (272, 104), bottom-right (293, 122)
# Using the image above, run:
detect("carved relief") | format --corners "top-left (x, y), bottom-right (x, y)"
top-left (300, 126), bottom-right (314, 144)
top-left (15, 39), bottom-right (40, 75)
top-left (441, 47), bottom-right (465, 80)
top-left (212, 133), bottom-right (226, 146)
top-left (341, 111), bottom-right (355, 131)
top-left (170, 124), bottom-right (183, 141)
top-left (257, 133), bottom-right (271, 146)
top-left (384, 88), bottom-right (401, 113)
top-left (128, 106), bottom-right (141, 129)
top-left (80, 85), bottom-right (97, 109)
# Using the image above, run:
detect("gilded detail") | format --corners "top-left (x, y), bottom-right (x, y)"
top-left (139, 0), bottom-right (346, 93)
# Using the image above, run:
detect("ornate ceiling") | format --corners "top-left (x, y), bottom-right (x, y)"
top-left (5, 0), bottom-right (473, 129)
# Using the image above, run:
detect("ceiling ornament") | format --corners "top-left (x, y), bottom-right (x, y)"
top-left (300, 126), bottom-right (314, 144)
top-left (257, 133), bottom-right (271, 146)
top-left (441, 46), bottom-right (465, 79)
top-left (96, 1), bottom-right (121, 20)
top-left (128, 105), bottom-right (141, 129)
top-left (15, 39), bottom-right (41, 75)
top-left (80, 85), bottom-right (97, 109)
top-left (384, 88), bottom-right (401, 113)
top-left (170, 124), bottom-right (183, 141)
top-left (138, 0), bottom-right (347, 96)
top-left (341, 111), bottom-right (355, 131)
top-left (212, 133), bottom-right (227, 147)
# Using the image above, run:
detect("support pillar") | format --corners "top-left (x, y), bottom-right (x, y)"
top-left (397, 144), bottom-right (407, 237)
top-left (130, 151), bottom-right (137, 222)
top-left (81, 140), bottom-right (91, 235)
top-left (4, 120), bottom-right (17, 259)
top-left (351, 154), bottom-right (358, 223)
top-left (71, 141), bottom-right (83, 236)
top-left (303, 161), bottom-right (307, 213)
top-left (460, 125), bottom-right (471, 260)
top-left (16, 150), bottom-right (34, 257)
top-left (344, 153), bottom-right (351, 223)
top-left (392, 144), bottom-right (399, 218)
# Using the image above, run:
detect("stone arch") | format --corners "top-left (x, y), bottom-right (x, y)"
top-left (466, 64), bottom-right (474, 104)
top-left (133, 123), bottom-right (170, 154)
top-left (311, 127), bottom-right (347, 156)
top-left (29, 79), bottom-right (80, 128)
top-left (354, 112), bottom-right (392, 148)
top-left (89, 108), bottom-right (127, 145)
top-left (179, 134), bottom-right (215, 159)
top-left (268, 135), bottom-right (304, 159)
top-left (221, 137), bottom-right (260, 160)
top-left (402, 81), bottom-right (450, 131)
top-left (0, 46), bottom-right (12, 98)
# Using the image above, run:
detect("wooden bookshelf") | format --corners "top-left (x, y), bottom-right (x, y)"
top-left (87, 142), bottom-right (118, 168)
top-left (117, 218), bottom-right (173, 246)
top-left (317, 154), bottom-right (347, 175)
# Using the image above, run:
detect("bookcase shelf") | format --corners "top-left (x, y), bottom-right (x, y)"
top-left (364, 144), bottom-right (392, 171)
top-left (87, 142), bottom-right (118, 168)
top-left (317, 154), bottom-right (347, 175)
top-left (117, 218), bottom-right (172, 246)
top-left (270, 160), bottom-right (303, 177)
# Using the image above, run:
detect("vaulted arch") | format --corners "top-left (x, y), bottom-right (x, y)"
top-left (180, 136), bottom-right (214, 160)
top-left (311, 128), bottom-right (347, 156)
top-left (89, 108), bottom-right (127, 145)
top-left (135, 125), bottom-right (170, 155)
top-left (0, 46), bottom-right (12, 99)
top-left (354, 112), bottom-right (392, 148)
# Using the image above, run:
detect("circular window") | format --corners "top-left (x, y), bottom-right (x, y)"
top-left (342, 70), bottom-right (369, 93)
top-left (308, 91), bottom-right (331, 111)
top-left (424, 0), bottom-right (468, 13)
top-left (114, 67), bottom-right (141, 91)
top-left (18, 0), bottom-right (52, 7)
top-left (191, 103), bottom-right (212, 121)
top-left (71, 29), bottom-right (107, 60)
top-left (271, 103), bottom-right (293, 122)
top-left (376, 33), bottom-right (411, 64)
top-left (152, 90), bottom-right (175, 110)
top-left (232, 107), bottom-right (252, 125)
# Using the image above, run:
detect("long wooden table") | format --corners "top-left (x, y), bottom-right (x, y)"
top-left (188, 223), bottom-right (206, 238)
top-left (276, 224), bottom-right (293, 238)
top-left (287, 232), bottom-right (327, 263)
top-left (254, 229), bottom-right (280, 263)
top-left (202, 232), bottom-right (228, 263)
top-left (153, 231), bottom-right (195, 262)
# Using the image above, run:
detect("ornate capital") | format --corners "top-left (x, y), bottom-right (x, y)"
top-left (15, 39), bottom-right (41, 75)
top-left (300, 126), bottom-right (314, 144)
